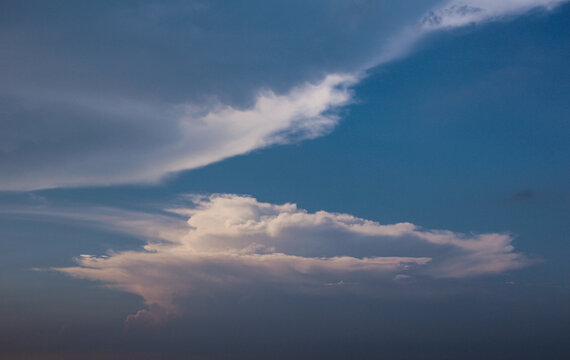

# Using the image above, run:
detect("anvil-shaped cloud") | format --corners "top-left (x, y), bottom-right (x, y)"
top-left (51, 195), bottom-right (531, 325)
top-left (1, 0), bottom-right (567, 189)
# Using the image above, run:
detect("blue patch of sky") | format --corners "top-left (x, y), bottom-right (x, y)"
top-left (0, 4), bottom-right (569, 355)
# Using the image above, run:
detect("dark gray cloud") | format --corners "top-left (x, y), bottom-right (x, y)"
top-left (0, 0), bottom-right (434, 105)
top-left (508, 188), bottom-right (535, 202)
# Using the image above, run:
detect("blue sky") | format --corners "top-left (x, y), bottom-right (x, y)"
top-left (1, 1), bottom-right (569, 359)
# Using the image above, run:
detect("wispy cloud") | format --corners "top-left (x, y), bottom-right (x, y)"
top-left (0, 74), bottom-right (356, 189)
top-left (40, 194), bottom-right (532, 325)
top-left (0, 0), bottom-right (566, 189)
top-left (367, 0), bottom-right (568, 66)
top-left (421, 0), bottom-right (566, 30)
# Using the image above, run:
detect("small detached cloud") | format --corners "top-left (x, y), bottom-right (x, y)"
top-left (51, 194), bottom-right (532, 325)
top-left (507, 189), bottom-right (535, 202)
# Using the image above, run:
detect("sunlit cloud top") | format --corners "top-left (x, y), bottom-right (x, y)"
top-left (43, 194), bottom-right (532, 325)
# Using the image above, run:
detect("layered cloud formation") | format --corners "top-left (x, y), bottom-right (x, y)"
top-left (48, 195), bottom-right (531, 325)
top-left (1, 0), bottom-right (567, 190)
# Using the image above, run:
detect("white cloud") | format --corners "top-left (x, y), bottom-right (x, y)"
top-left (0, 74), bottom-right (356, 190)
top-left (420, 0), bottom-right (567, 30)
top-left (161, 74), bottom-right (358, 178)
top-left (367, 0), bottom-right (568, 67)
top-left (50, 195), bottom-right (531, 325)
top-left (1, 0), bottom-right (567, 189)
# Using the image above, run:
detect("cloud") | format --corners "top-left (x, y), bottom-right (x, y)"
top-left (0, 74), bottom-right (355, 189)
top-left (367, 0), bottom-right (569, 66)
top-left (420, 0), bottom-right (567, 30)
top-left (507, 189), bottom-right (535, 202)
top-left (1, 0), bottom-right (567, 190)
top-left (48, 194), bottom-right (531, 325)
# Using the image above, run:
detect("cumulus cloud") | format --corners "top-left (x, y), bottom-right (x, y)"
top-left (1, 0), bottom-right (567, 190)
top-left (48, 194), bottom-right (531, 325)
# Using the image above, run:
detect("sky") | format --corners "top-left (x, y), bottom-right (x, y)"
top-left (0, 1), bottom-right (569, 359)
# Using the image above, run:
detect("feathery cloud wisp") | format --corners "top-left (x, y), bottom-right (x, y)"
top-left (0, 0), bottom-right (566, 189)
